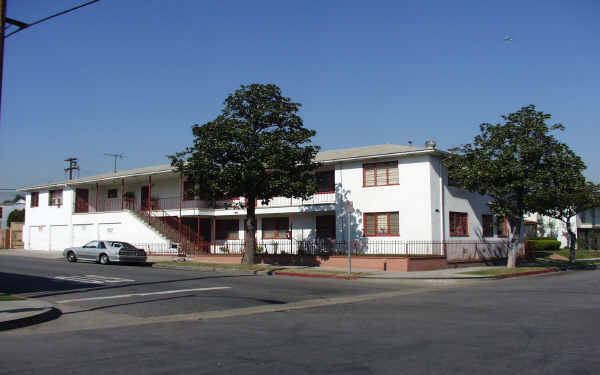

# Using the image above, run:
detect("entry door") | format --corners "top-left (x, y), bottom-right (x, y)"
top-left (141, 186), bottom-right (149, 210)
top-left (75, 189), bottom-right (89, 213)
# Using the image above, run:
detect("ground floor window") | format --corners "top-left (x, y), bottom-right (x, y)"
top-left (450, 212), bottom-right (468, 237)
top-left (577, 228), bottom-right (600, 250)
top-left (216, 219), bottom-right (239, 240)
top-left (364, 212), bottom-right (399, 237)
top-left (496, 216), bottom-right (508, 237)
top-left (316, 215), bottom-right (336, 239)
top-left (482, 214), bottom-right (494, 237)
top-left (262, 217), bottom-right (289, 239)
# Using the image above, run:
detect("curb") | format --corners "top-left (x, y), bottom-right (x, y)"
top-left (274, 271), bottom-right (358, 280)
top-left (0, 305), bottom-right (62, 331)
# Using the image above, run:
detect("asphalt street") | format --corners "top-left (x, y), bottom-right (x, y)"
top-left (2, 255), bottom-right (600, 374)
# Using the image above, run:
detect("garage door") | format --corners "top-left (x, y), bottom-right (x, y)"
top-left (73, 224), bottom-right (94, 247)
top-left (50, 225), bottom-right (70, 251)
top-left (29, 226), bottom-right (47, 250)
top-left (99, 223), bottom-right (121, 241)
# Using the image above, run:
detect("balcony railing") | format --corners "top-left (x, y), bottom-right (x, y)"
top-left (74, 192), bottom-right (336, 214)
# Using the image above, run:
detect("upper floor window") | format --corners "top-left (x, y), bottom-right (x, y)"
top-left (482, 214), bottom-right (494, 237)
top-left (262, 217), bottom-right (289, 239)
top-left (215, 219), bottom-right (239, 240)
top-left (450, 212), bottom-right (468, 237)
top-left (49, 190), bottom-right (63, 207)
top-left (316, 171), bottom-right (334, 193)
top-left (363, 162), bottom-right (399, 187)
top-left (31, 192), bottom-right (39, 208)
top-left (364, 212), bottom-right (399, 237)
top-left (107, 189), bottom-right (118, 199)
top-left (183, 180), bottom-right (196, 200)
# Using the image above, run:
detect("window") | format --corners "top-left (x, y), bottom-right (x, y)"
top-left (183, 180), bottom-right (196, 200)
top-left (215, 219), bottom-right (239, 240)
top-left (496, 216), bottom-right (508, 237)
top-left (450, 212), bottom-right (468, 236)
top-left (49, 190), bottom-right (63, 206)
top-left (482, 214), bottom-right (494, 237)
top-left (316, 171), bottom-right (334, 193)
top-left (363, 162), bottom-right (399, 187)
top-left (107, 189), bottom-right (118, 199)
top-left (262, 217), bottom-right (289, 239)
top-left (364, 212), bottom-right (399, 236)
top-left (316, 215), bottom-right (336, 239)
top-left (31, 192), bottom-right (39, 207)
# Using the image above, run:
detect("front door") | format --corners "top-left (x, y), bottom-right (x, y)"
top-left (141, 186), bottom-right (149, 210)
top-left (75, 189), bottom-right (89, 213)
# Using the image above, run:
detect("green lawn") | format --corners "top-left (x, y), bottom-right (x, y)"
top-left (546, 249), bottom-right (600, 260)
top-left (154, 261), bottom-right (370, 276)
top-left (0, 295), bottom-right (26, 301)
top-left (460, 266), bottom-right (555, 276)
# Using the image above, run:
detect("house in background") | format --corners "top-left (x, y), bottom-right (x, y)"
top-left (18, 142), bottom-right (515, 259)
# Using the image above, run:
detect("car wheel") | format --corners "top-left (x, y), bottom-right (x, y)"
top-left (99, 253), bottom-right (110, 265)
top-left (66, 251), bottom-right (77, 262)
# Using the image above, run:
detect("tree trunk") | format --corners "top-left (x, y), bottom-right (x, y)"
top-left (506, 218), bottom-right (523, 268)
top-left (242, 196), bottom-right (257, 264)
top-left (567, 217), bottom-right (576, 264)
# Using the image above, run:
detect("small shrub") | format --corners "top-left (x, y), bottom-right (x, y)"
top-left (255, 245), bottom-right (264, 254)
top-left (526, 239), bottom-right (561, 251)
top-left (219, 246), bottom-right (229, 254)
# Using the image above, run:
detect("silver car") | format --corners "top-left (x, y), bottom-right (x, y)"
top-left (63, 240), bottom-right (147, 265)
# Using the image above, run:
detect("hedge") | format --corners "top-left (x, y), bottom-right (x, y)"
top-left (525, 239), bottom-right (561, 251)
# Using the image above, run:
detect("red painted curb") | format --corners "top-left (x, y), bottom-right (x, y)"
top-left (495, 268), bottom-right (558, 279)
top-left (275, 271), bottom-right (357, 280)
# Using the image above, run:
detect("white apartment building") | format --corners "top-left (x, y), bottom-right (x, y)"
top-left (19, 143), bottom-right (514, 255)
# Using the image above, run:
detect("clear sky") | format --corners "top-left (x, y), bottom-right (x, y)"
top-left (1, 0), bottom-right (599, 200)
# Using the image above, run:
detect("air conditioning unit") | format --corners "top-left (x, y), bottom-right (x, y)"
top-left (51, 198), bottom-right (63, 207)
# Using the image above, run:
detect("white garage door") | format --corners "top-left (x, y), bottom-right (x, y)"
top-left (73, 224), bottom-right (94, 247)
top-left (50, 225), bottom-right (70, 251)
top-left (29, 226), bottom-right (47, 250)
top-left (99, 223), bottom-right (121, 241)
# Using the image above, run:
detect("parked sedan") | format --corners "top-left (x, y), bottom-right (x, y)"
top-left (63, 240), bottom-right (147, 265)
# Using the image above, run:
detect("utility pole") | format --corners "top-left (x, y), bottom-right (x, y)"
top-left (0, 0), bottom-right (7, 126)
top-left (104, 152), bottom-right (124, 173)
top-left (64, 157), bottom-right (80, 180)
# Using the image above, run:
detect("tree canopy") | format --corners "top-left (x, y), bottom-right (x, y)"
top-left (169, 84), bottom-right (321, 264)
top-left (7, 209), bottom-right (24, 227)
top-left (445, 105), bottom-right (584, 267)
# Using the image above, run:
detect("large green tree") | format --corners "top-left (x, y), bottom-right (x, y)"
top-left (533, 144), bottom-right (600, 263)
top-left (446, 105), bottom-right (577, 268)
top-left (169, 84), bottom-right (321, 264)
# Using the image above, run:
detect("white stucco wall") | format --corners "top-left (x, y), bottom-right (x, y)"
top-left (24, 189), bottom-right (169, 251)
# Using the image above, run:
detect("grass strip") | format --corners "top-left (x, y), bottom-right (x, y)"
top-left (0, 295), bottom-right (26, 301)
top-left (155, 261), bottom-right (279, 272)
top-left (460, 266), bottom-right (555, 276)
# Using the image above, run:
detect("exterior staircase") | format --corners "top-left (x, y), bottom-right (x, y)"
top-left (129, 208), bottom-right (209, 256)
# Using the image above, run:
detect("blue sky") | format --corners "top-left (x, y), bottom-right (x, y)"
top-left (1, 0), bottom-right (599, 200)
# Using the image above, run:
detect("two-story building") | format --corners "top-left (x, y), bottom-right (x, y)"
top-left (19, 143), bottom-right (513, 257)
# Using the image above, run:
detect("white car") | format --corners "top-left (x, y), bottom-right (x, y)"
top-left (63, 240), bottom-right (147, 265)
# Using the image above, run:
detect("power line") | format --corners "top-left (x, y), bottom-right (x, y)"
top-left (5, 0), bottom-right (102, 38)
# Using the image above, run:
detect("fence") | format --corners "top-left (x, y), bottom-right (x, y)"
top-left (143, 239), bottom-right (515, 261)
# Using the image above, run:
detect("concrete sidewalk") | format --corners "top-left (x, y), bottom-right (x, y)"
top-left (0, 297), bottom-right (61, 331)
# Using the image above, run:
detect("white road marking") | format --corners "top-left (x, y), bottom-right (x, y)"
top-left (57, 286), bottom-right (231, 303)
top-left (54, 275), bottom-right (135, 284)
